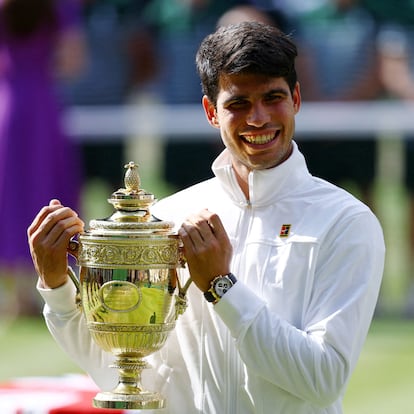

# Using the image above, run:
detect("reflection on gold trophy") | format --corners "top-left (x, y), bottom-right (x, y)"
top-left (68, 162), bottom-right (191, 410)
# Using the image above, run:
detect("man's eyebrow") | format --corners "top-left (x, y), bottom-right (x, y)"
top-left (223, 88), bottom-right (289, 105)
top-left (266, 87), bottom-right (290, 96)
top-left (222, 94), bottom-right (247, 105)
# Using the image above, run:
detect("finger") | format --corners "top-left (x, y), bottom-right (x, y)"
top-left (179, 222), bottom-right (204, 248)
top-left (36, 207), bottom-right (79, 239)
top-left (27, 203), bottom-right (66, 237)
top-left (205, 211), bottom-right (228, 240)
top-left (181, 215), bottom-right (214, 245)
top-left (190, 209), bottom-right (228, 243)
top-left (45, 215), bottom-right (84, 248)
top-left (29, 206), bottom-right (83, 252)
top-left (49, 199), bottom-right (62, 207)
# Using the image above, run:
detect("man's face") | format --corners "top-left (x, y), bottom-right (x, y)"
top-left (203, 73), bottom-right (301, 172)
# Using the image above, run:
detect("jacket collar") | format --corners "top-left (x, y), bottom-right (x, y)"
top-left (212, 141), bottom-right (311, 207)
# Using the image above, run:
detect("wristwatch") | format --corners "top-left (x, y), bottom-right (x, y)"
top-left (204, 273), bottom-right (237, 304)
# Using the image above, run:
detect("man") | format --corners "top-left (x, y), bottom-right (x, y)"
top-left (28, 22), bottom-right (385, 413)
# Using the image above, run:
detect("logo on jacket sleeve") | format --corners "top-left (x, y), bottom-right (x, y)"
top-left (279, 224), bottom-right (291, 238)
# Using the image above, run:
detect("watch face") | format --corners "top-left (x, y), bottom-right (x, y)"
top-left (214, 277), bottom-right (233, 297)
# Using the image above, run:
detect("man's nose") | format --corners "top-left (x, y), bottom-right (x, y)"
top-left (246, 103), bottom-right (270, 126)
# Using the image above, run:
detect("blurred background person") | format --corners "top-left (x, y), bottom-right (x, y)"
top-left (217, 3), bottom-right (276, 26)
top-left (217, 2), bottom-right (293, 32)
top-left (294, 0), bottom-right (382, 210)
top-left (373, 2), bottom-right (414, 316)
top-left (0, 0), bottom-right (85, 315)
top-left (249, 0), bottom-right (327, 22)
top-left (60, 0), bottom-right (154, 194)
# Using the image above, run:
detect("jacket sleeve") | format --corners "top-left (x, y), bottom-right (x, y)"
top-left (215, 211), bottom-right (385, 407)
top-left (38, 279), bottom-right (119, 392)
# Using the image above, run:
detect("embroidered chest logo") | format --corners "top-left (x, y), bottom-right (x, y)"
top-left (279, 224), bottom-right (291, 238)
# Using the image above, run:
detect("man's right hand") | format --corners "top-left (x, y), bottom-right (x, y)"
top-left (27, 199), bottom-right (84, 289)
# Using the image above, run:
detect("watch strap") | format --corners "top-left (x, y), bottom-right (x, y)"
top-left (204, 273), bottom-right (237, 304)
top-left (204, 290), bottom-right (218, 303)
top-left (225, 273), bottom-right (237, 285)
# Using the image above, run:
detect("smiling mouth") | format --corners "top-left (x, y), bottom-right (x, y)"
top-left (241, 131), bottom-right (278, 145)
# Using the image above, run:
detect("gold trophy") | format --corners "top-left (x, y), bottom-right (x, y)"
top-left (68, 162), bottom-right (191, 410)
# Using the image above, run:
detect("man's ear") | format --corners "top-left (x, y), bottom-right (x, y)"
top-left (202, 95), bottom-right (220, 128)
top-left (293, 82), bottom-right (301, 114)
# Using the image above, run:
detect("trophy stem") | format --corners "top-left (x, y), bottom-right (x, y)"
top-left (93, 356), bottom-right (166, 410)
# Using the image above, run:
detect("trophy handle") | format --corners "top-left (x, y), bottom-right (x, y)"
top-left (67, 237), bottom-right (79, 257)
top-left (67, 239), bottom-right (82, 306)
top-left (175, 268), bottom-right (192, 318)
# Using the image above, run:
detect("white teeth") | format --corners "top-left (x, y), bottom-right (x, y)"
top-left (243, 133), bottom-right (275, 144)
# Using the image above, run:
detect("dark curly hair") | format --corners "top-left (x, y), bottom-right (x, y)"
top-left (196, 21), bottom-right (298, 105)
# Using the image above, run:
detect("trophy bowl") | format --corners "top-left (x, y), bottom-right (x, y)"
top-left (68, 162), bottom-right (190, 410)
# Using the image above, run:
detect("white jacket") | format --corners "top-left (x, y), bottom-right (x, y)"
top-left (39, 142), bottom-right (385, 413)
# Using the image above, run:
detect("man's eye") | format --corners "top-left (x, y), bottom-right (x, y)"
top-left (229, 100), bottom-right (248, 109)
top-left (266, 94), bottom-right (283, 102)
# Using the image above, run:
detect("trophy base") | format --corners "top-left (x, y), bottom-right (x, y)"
top-left (93, 390), bottom-right (166, 410)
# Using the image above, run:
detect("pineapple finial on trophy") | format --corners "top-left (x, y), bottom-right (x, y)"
top-left (106, 161), bottom-right (155, 219)
top-left (124, 161), bottom-right (140, 194)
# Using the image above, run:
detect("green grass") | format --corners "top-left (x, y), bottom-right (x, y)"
top-left (343, 318), bottom-right (414, 413)
top-left (1, 316), bottom-right (414, 412)
top-left (0, 317), bottom-right (81, 380)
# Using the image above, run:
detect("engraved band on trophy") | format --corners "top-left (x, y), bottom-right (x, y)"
top-left (68, 161), bottom-right (191, 410)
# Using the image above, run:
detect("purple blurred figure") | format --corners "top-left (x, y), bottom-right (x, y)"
top-left (0, 0), bottom-right (85, 314)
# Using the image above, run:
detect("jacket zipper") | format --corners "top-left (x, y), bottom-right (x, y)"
top-left (225, 200), bottom-right (252, 413)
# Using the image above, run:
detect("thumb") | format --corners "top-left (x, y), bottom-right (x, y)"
top-left (49, 199), bottom-right (62, 207)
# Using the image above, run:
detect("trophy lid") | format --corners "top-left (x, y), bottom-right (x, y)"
top-left (87, 161), bottom-right (175, 235)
